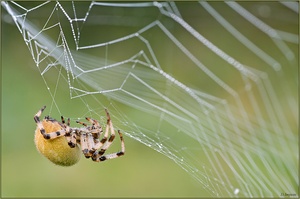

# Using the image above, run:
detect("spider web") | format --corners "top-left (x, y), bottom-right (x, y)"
top-left (2, 1), bottom-right (298, 197)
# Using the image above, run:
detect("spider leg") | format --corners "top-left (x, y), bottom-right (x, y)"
top-left (34, 106), bottom-right (64, 139)
top-left (76, 120), bottom-right (87, 127)
top-left (61, 116), bottom-right (70, 127)
top-left (67, 130), bottom-right (77, 148)
top-left (90, 109), bottom-right (111, 153)
top-left (85, 133), bottom-right (96, 157)
top-left (77, 118), bottom-right (100, 132)
top-left (34, 106), bottom-right (46, 120)
top-left (61, 116), bottom-right (66, 125)
top-left (34, 106), bottom-right (47, 137)
top-left (80, 132), bottom-right (95, 158)
top-left (61, 116), bottom-right (74, 144)
top-left (85, 128), bottom-right (102, 156)
top-left (94, 130), bottom-right (125, 162)
top-left (43, 129), bottom-right (68, 139)
top-left (86, 117), bottom-right (102, 131)
top-left (90, 131), bottom-right (101, 151)
top-left (85, 117), bottom-right (96, 125)
top-left (80, 133), bottom-right (88, 156)
top-left (96, 110), bottom-right (116, 157)
top-left (92, 109), bottom-right (125, 162)
top-left (89, 118), bottom-right (102, 150)
top-left (90, 109), bottom-right (111, 157)
top-left (77, 116), bottom-right (97, 127)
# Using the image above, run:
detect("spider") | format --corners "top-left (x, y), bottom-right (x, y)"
top-left (34, 105), bottom-right (125, 166)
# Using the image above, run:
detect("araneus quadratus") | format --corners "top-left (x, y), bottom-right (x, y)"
top-left (34, 106), bottom-right (125, 166)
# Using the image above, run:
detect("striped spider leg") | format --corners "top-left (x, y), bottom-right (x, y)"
top-left (91, 109), bottom-right (125, 162)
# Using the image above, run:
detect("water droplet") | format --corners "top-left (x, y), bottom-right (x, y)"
top-left (234, 188), bottom-right (239, 195)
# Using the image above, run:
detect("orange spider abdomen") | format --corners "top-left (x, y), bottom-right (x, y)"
top-left (34, 119), bottom-right (81, 166)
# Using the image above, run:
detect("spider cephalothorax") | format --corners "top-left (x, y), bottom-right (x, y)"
top-left (34, 106), bottom-right (125, 166)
